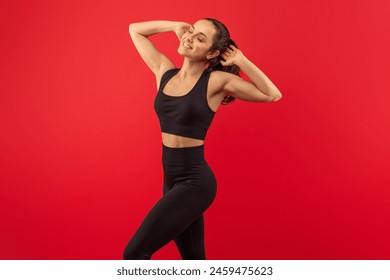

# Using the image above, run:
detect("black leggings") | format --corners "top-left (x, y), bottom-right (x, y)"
top-left (123, 144), bottom-right (217, 259)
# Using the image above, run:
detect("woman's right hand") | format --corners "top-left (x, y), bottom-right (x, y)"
top-left (174, 22), bottom-right (192, 41)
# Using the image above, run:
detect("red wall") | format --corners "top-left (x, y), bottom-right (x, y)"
top-left (1, 0), bottom-right (389, 259)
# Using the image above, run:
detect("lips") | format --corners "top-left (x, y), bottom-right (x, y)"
top-left (183, 41), bottom-right (192, 49)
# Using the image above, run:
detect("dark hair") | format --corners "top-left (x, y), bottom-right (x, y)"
top-left (204, 18), bottom-right (240, 105)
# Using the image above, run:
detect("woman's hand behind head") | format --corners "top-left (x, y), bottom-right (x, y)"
top-left (220, 45), bottom-right (244, 67)
top-left (174, 22), bottom-right (192, 40)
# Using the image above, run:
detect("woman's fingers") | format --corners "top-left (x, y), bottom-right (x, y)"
top-left (222, 51), bottom-right (234, 59)
top-left (228, 44), bottom-right (237, 51)
top-left (219, 45), bottom-right (239, 66)
top-left (224, 48), bottom-right (233, 54)
top-left (223, 46), bottom-right (237, 56)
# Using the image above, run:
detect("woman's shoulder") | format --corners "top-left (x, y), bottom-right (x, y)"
top-left (207, 70), bottom-right (232, 95)
top-left (209, 70), bottom-right (236, 87)
top-left (156, 66), bottom-right (179, 89)
top-left (161, 67), bottom-right (179, 78)
top-left (209, 69), bottom-right (237, 80)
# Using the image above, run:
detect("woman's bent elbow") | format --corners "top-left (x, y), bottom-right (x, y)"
top-left (268, 92), bottom-right (282, 102)
top-left (129, 23), bottom-right (140, 35)
top-left (273, 94), bottom-right (282, 102)
top-left (129, 23), bottom-right (134, 34)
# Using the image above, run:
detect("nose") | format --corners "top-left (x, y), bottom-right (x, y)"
top-left (187, 34), bottom-right (194, 42)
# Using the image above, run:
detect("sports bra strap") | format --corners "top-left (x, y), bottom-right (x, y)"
top-left (159, 68), bottom-right (179, 91)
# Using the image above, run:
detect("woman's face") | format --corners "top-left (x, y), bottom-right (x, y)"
top-left (178, 19), bottom-right (218, 61)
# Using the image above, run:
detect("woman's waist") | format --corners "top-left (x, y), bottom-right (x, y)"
top-left (161, 132), bottom-right (204, 148)
top-left (162, 143), bottom-right (205, 167)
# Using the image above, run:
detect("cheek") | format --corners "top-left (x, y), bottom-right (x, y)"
top-left (195, 42), bottom-right (211, 52)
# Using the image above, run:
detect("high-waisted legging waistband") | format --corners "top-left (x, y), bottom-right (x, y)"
top-left (162, 144), bottom-right (205, 166)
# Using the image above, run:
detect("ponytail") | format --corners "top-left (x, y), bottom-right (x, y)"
top-left (204, 18), bottom-right (240, 105)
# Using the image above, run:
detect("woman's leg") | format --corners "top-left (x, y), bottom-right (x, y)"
top-left (174, 214), bottom-right (206, 259)
top-left (123, 145), bottom-right (217, 260)
top-left (172, 160), bottom-right (217, 259)
top-left (123, 181), bottom-right (210, 260)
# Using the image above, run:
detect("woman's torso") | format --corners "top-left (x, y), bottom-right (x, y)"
top-left (156, 68), bottom-right (224, 148)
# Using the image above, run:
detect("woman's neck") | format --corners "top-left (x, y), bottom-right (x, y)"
top-left (178, 59), bottom-right (206, 79)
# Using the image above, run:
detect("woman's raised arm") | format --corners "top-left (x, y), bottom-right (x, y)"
top-left (217, 45), bottom-right (282, 102)
top-left (129, 21), bottom-right (191, 82)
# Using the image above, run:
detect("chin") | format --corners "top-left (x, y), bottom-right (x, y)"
top-left (177, 45), bottom-right (189, 56)
top-left (177, 48), bottom-right (185, 56)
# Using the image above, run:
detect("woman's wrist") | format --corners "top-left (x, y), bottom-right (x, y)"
top-left (153, 21), bottom-right (178, 34)
top-left (173, 21), bottom-right (192, 40)
top-left (130, 20), bottom-right (178, 37)
top-left (234, 53), bottom-right (249, 69)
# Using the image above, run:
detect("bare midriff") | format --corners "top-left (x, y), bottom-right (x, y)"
top-left (161, 132), bottom-right (204, 148)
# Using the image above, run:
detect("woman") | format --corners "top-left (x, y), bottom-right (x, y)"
top-left (124, 18), bottom-right (282, 260)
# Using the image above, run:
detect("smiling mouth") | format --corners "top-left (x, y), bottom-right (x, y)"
top-left (183, 42), bottom-right (192, 49)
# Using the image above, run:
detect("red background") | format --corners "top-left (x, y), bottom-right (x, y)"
top-left (1, 0), bottom-right (389, 259)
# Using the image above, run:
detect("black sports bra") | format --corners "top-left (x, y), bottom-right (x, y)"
top-left (154, 68), bottom-right (216, 140)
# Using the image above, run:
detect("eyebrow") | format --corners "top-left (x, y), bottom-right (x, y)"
top-left (191, 25), bottom-right (208, 39)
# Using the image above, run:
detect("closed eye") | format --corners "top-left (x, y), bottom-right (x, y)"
top-left (188, 29), bottom-right (205, 42)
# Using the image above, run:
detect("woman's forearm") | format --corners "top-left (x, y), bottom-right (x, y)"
top-left (129, 20), bottom-right (178, 37)
top-left (236, 55), bottom-right (282, 100)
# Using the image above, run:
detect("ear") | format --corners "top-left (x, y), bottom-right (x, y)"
top-left (207, 49), bottom-right (220, 60)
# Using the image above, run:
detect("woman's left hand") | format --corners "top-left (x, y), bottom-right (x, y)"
top-left (220, 45), bottom-right (244, 66)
